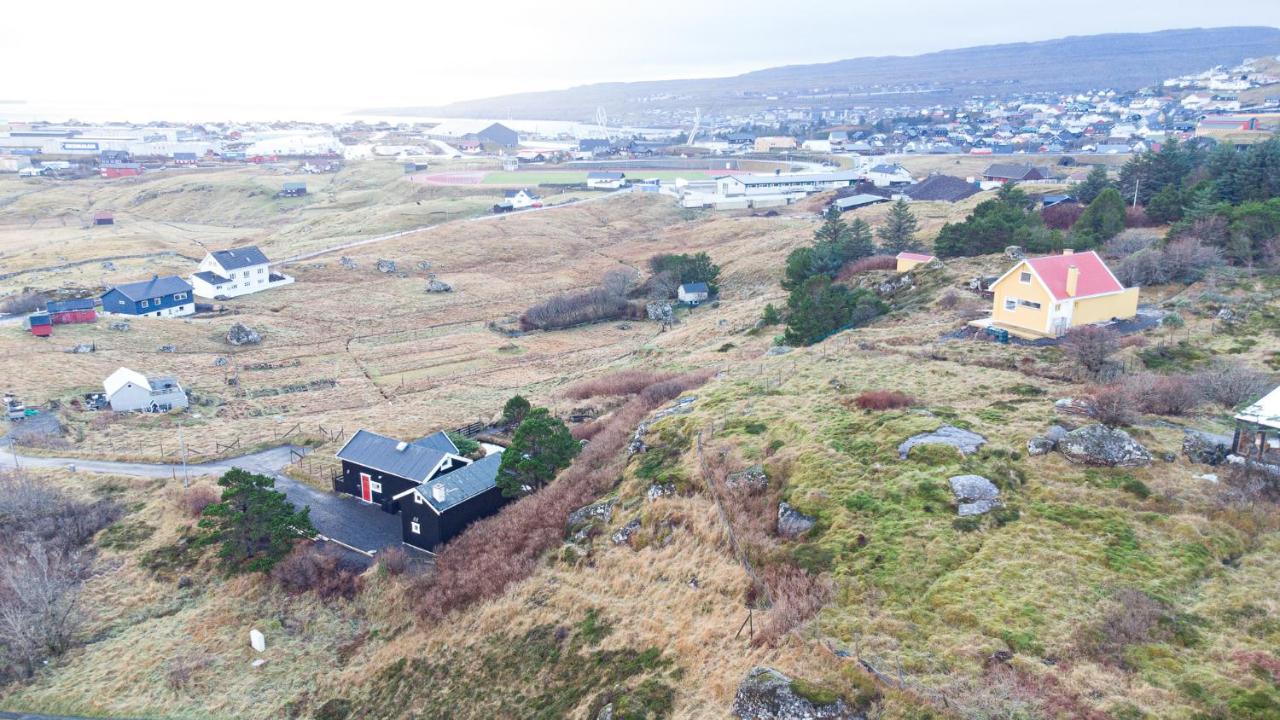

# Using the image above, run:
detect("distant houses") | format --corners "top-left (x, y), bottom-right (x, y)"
top-left (189, 246), bottom-right (293, 299)
top-left (334, 429), bottom-right (507, 552)
top-left (832, 194), bottom-right (890, 213)
top-left (47, 298), bottom-right (97, 324)
top-left (496, 188), bottom-right (541, 212)
top-left (101, 276), bottom-right (194, 318)
top-left (864, 164), bottom-right (914, 188)
top-left (754, 136), bottom-right (797, 152)
top-left (92, 211), bottom-right (115, 226)
top-left (103, 367), bottom-right (188, 413)
top-left (101, 163), bottom-right (143, 179)
top-left (715, 170), bottom-right (861, 198)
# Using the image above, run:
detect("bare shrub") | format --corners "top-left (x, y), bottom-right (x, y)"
top-left (1162, 237), bottom-right (1223, 283)
top-left (853, 390), bottom-right (914, 410)
top-left (271, 544), bottom-right (363, 601)
top-left (0, 543), bottom-right (93, 678)
top-left (1083, 384), bottom-right (1137, 427)
top-left (936, 289), bottom-right (961, 309)
top-left (753, 563), bottom-right (833, 647)
top-left (562, 369), bottom-right (678, 401)
top-left (0, 292), bottom-right (48, 315)
top-left (601, 268), bottom-right (638, 298)
top-left (1177, 215), bottom-right (1230, 247)
top-left (1123, 205), bottom-right (1151, 228)
top-left (1126, 373), bottom-right (1203, 416)
top-left (164, 653), bottom-right (213, 692)
top-left (1194, 362), bottom-right (1270, 408)
top-left (416, 370), bottom-right (714, 623)
top-left (1063, 326), bottom-right (1120, 376)
top-left (520, 288), bottom-right (642, 331)
top-left (182, 486), bottom-right (220, 518)
top-left (1073, 588), bottom-right (1171, 669)
top-left (835, 254), bottom-right (896, 281)
top-left (1114, 247), bottom-right (1166, 286)
top-left (1103, 229), bottom-right (1159, 258)
top-left (1222, 460), bottom-right (1280, 504)
top-left (1042, 202), bottom-right (1084, 230)
top-left (376, 546), bottom-right (409, 576)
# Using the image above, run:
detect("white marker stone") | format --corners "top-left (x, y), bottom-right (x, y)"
top-left (250, 629), bottom-right (265, 653)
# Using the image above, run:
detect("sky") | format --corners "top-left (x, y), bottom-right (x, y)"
top-left (4, 0), bottom-right (1280, 114)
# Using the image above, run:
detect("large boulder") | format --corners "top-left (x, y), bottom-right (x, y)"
top-left (725, 465), bottom-right (769, 492)
top-left (898, 425), bottom-right (987, 460)
top-left (1027, 425), bottom-right (1070, 456)
top-left (225, 323), bottom-right (262, 346)
top-left (732, 667), bottom-right (859, 720)
top-left (949, 474), bottom-right (1001, 516)
top-left (611, 518), bottom-right (641, 546)
top-left (566, 499), bottom-right (616, 542)
top-left (1058, 425), bottom-right (1152, 467)
top-left (1182, 430), bottom-right (1233, 467)
top-left (777, 502), bottom-right (816, 538)
top-left (425, 278), bottom-right (453, 293)
top-left (375, 259), bottom-right (397, 273)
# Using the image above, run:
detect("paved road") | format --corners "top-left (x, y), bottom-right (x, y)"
top-left (1, 442), bottom-right (404, 555)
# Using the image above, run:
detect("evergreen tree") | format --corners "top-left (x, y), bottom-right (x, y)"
top-left (844, 218), bottom-right (876, 260)
top-left (501, 394), bottom-right (531, 428)
top-left (813, 205), bottom-right (850, 245)
top-left (497, 408), bottom-right (579, 498)
top-left (934, 184), bottom-right (1042, 257)
top-left (783, 276), bottom-right (887, 346)
top-left (1145, 183), bottom-right (1187, 224)
top-left (1071, 187), bottom-right (1127, 247)
top-left (761, 303), bottom-right (781, 325)
top-left (198, 469), bottom-right (314, 574)
top-left (875, 199), bottom-right (920, 252)
top-left (1071, 165), bottom-right (1114, 205)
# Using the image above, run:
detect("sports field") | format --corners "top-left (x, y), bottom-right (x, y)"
top-left (480, 170), bottom-right (716, 185)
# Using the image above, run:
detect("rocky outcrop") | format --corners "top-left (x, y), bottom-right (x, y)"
top-left (611, 518), bottom-right (641, 546)
top-left (375, 259), bottom-right (397, 274)
top-left (425, 278), bottom-right (453, 293)
top-left (1027, 425), bottom-right (1069, 456)
top-left (646, 483), bottom-right (675, 501)
top-left (732, 667), bottom-right (859, 720)
top-left (777, 503), bottom-right (816, 538)
top-left (1058, 424), bottom-right (1152, 467)
top-left (765, 345), bottom-right (793, 356)
top-left (225, 323), bottom-right (262, 346)
top-left (66, 343), bottom-right (94, 354)
top-left (898, 425), bottom-right (986, 460)
top-left (339, 256), bottom-right (357, 270)
top-left (566, 499), bottom-right (616, 542)
top-left (630, 396), bottom-right (698, 455)
top-left (109, 321), bottom-right (130, 331)
top-left (157, 344), bottom-right (177, 353)
top-left (725, 465), bottom-right (769, 492)
top-left (949, 474), bottom-right (1001, 516)
top-left (1182, 430), bottom-right (1233, 466)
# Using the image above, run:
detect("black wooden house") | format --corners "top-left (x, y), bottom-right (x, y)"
top-left (334, 429), bottom-right (508, 551)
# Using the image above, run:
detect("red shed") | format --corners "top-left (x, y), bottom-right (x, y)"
top-left (26, 312), bottom-right (52, 337)
top-left (47, 298), bottom-right (97, 324)
top-left (101, 163), bottom-right (143, 179)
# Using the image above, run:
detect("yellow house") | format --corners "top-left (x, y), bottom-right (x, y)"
top-left (896, 251), bottom-right (937, 272)
top-left (988, 250), bottom-right (1139, 338)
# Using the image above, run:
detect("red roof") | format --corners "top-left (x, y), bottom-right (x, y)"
top-left (897, 252), bottom-right (936, 262)
top-left (1024, 251), bottom-right (1123, 301)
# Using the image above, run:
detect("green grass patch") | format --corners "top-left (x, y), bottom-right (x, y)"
top-left (98, 520), bottom-right (155, 550)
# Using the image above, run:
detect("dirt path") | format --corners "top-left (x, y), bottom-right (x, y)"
top-left (0, 251), bottom-right (201, 282)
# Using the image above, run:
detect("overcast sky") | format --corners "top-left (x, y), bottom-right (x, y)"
top-left (5, 1), bottom-right (1280, 112)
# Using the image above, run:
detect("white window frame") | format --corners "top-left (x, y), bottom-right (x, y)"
top-left (410, 521), bottom-right (421, 534)
top-left (1004, 298), bottom-right (1018, 311)
top-left (140, 299), bottom-right (149, 308)
top-left (369, 480), bottom-right (382, 494)
top-left (1020, 300), bottom-right (1042, 310)
top-left (413, 493), bottom-right (423, 504)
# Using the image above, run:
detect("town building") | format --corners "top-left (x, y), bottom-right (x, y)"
top-left (46, 298), bottom-right (97, 324)
top-left (985, 250), bottom-right (1138, 338)
top-left (101, 276), bottom-right (195, 318)
top-left (101, 163), bottom-right (143, 179)
top-left (1233, 385), bottom-right (1280, 467)
top-left (677, 282), bottom-right (710, 304)
top-left (586, 171), bottom-right (626, 189)
top-left (833, 194), bottom-right (890, 213)
top-left (279, 182), bottom-right (307, 197)
top-left (189, 247), bottom-right (292, 299)
top-left (103, 367), bottom-right (188, 413)
top-left (982, 163), bottom-right (1050, 184)
top-left (93, 211), bottom-right (115, 226)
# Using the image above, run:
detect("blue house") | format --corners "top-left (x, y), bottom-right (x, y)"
top-left (101, 276), bottom-right (195, 318)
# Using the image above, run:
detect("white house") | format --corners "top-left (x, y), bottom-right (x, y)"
top-left (715, 170), bottom-right (861, 198)
top-left (864, 164), bottom-right (914, 188)
top-left (504, 189), bottom-right (540, 210)
top-left (190, 247), bottom-right (293, 299)
top-left (103, 367), bottom-right (188, 413)
top-left (677, 282), bottom-right (710, 304)
top-left (586, 171), bottom-right (626, 190)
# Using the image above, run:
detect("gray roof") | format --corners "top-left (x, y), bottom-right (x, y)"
top-left (726, 170), bottom-right (861, 186)
top-left (415, 452), bottom-right (504, 513)
top-left (680, 282), bottom-right (709, 294)
top-left (834, 194), bottom-right (890, 210)
top-left (210, 247), bottom-right (270, 271)
top-left (983, 163), bottom-right (1041, 180)
top-left (46, 298), bottom-right (95, 312)
top-left (869, 164), bottom-right (907, 175)
top-left (412, 430), bottom-right (459, 455)
top-left (902, 175), bottom-right (980, 202)
top-left (587, 171), bottom-right (625, 180)
top-left (193, 270), bottom-right (230, 285)
top-left (336, 429), bottom-right (453, 482)
top-left (106, 275), bottom-right (192, 301)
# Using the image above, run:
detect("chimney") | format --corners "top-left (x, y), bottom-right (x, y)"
top-left (395, 441), bottom-right (408, 452)
top-left (431, 483), bottom-right (446, 502)
top-left (1062, 248), bottom-right (1074, 256)
top-left (1066, 265), bottom-right (1079, 297)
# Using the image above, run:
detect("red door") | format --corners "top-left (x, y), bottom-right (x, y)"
top-left (360, 473), bottom-right (372, 502)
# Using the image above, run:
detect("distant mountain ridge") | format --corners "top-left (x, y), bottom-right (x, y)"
top-left (370, 26), bottom-right (1280, 122)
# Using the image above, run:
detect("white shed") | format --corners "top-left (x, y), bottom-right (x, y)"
top-left (104, 367), bottom-right (188, 413)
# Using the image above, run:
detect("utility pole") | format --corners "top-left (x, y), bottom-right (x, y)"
top-left (178, 423), bottom-right (190, 489)
top-left (1132, 177), bottom-right (1140, 208)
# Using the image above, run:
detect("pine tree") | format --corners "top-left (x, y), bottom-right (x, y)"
top-left (198, 469), bottom-right (314, 574)
top-left (876, 198), bottom-right (920, 252)
top-left (1071, 187), bottom-right (1127, 247)
top-left (1071, 165), bottom-right (1113, 205)
top-left (844, 218), bottom-right (876, 260)
top-left (501, 394), bottom-right (531, 428)
top-left (497, 408), bottom-right (580, 497)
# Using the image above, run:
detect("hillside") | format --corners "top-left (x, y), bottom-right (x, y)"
top-left (372, 27), bottom-right (1280, 121)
